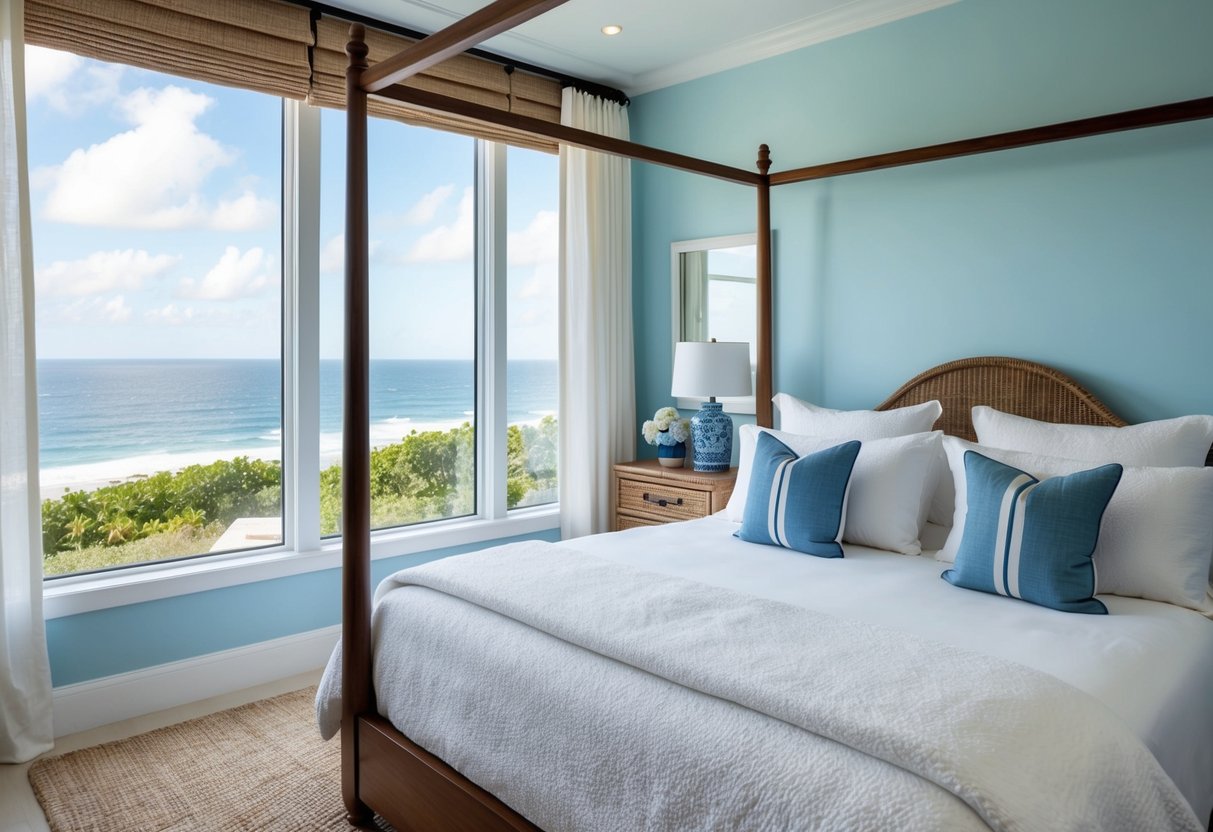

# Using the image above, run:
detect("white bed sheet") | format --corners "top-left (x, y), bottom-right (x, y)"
top-left (566, 515), bottom-right (1213, 823)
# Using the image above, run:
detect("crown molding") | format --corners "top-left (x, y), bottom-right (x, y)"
top-left (628, 0), bottom-right (960, 96)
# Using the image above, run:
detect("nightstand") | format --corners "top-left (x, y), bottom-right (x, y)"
top-left (612, 460), bottom-right (737, 530)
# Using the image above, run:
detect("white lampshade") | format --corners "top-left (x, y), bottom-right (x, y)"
top-left (671, 341), bottom-right (753, 399)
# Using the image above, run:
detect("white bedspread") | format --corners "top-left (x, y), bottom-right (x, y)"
top-left (318, 538), bottom-right (1204, 832)
top-left (584, 515), bottom-right (1213, 822)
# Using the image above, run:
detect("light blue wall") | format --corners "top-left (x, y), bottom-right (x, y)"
top-left (47, 528), bottom-right (560, 686)
top-left (631, 0), bottom-right (1213, 454)
top-left (48, 0), bottom-right (1212, 686)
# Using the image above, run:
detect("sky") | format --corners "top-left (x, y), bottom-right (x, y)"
top-left (24, 46), bottom-right (559, 362)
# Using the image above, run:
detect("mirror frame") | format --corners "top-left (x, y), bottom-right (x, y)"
top-left (670, 233), bottom-right (758, 415)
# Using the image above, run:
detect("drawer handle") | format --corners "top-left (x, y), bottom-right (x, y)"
top-left (643, 492), bottom-right (683, 508)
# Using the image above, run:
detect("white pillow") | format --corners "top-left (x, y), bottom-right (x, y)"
top-left (774, 393), bottom-right (942, 439)
top-left (772, 395), bottom-right (950, 529)
top-left (938, 436), bottom-right (1213, 613)
top-left (972, 406), bottom-right (1213, 468)
top-left (728, 425), bottom-right (942, 555)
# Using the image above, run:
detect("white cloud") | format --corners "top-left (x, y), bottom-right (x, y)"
top-left (144, 303), bottom-right (195, 325)
top-left (406, 187), bottom-right (473, 263)
top-left (375, 184), bottom-right (456, 230)
top-left (320, 234), bottom-right (345, 274)
top-left (101, 296), bottom-right (132, 323)
top-left (179, 246), bottom-right (276, 300)
top-left (143, 302), bottom-right (269, 329)
top-left (50, 294), bottom-right (133, 324)
top-left (517, 261), bottom-right (557, 300)
top-left (25, 47), bottom-right (124, 115)
top-left (36, 249), bottom-right (179, 296)
top-left (42, 86), bottom-right (226, 227)
top-left (211, 191), bottom-right (276, 231)
top-left (24, 46), bottom-right (81, 104)
top-left (508, 210), bottom-right (558, 266)
top-left (402, 184), bottom-right (455, 226)
top-left (39, 85), bottom-right (272, 230)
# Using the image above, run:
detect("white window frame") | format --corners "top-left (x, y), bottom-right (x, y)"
top-left (42, 103), bottom-right (558, 620)
top-left (477, 140), bottom-right (509, 522)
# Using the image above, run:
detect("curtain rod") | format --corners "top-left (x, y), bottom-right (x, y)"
top-left (290, 0), bottom-right (630, 105)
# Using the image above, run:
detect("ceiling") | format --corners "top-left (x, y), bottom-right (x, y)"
top-left (324, 0), bottom-right (959, 95)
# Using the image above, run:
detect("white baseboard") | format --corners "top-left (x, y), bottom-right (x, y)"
top-left (51, 624), bottom-right (341, 737)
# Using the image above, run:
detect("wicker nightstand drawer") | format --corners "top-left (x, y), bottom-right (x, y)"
top-left (612, 460), bottom-right (737, 531)
top-left (615, 514), bottom-right (664, 531)
top-left (617, 479), bottom-right (709, 522)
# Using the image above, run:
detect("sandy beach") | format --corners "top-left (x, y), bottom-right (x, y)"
top-left (38, 416), bottom-right (477, 501)
top-left (38, 414), bottom-right (552, 501)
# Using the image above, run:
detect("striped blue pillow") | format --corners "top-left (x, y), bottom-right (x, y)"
top-left (942, 450), bottom-right (1122, 614)
top-left (737, 432), bottom-right (861, 558)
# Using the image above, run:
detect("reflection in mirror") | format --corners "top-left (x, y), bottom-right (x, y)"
top-left (671, 234), bottom-right (757, 414)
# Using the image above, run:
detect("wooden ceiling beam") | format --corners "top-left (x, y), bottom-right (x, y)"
top-left (360, 0), bottom-right (571, 93)
top-left (770, 96), bottom-right (1213, 186)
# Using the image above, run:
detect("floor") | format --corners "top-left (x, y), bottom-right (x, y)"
top-left (0, 669), bottom-right (324, 832)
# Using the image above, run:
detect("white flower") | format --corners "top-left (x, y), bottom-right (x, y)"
top-left (669, 418), bottom-right (690, 443)
top-left (643, 407), bottom-right (690, 445)
top-left (653, 406), bottom-right (679, 431)
top-left (641, 420), bottom-right (660, 445)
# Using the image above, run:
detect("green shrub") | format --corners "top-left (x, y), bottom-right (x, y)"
top-left (41, 456), bottom-right (280, 557)
top-left (320, 423), bottom-right (476, 535)
top-left (43, 522), bottom-right (226, 577)
top-left (514, 416), bottom-right (557, 504)
top-left (43, 418), bottom-right (559, 568)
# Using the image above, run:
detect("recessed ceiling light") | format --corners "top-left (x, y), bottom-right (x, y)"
top-left (601, 24), bottom-right (622, 36)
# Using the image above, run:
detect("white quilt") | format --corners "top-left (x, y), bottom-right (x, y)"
top-left (317, 540), bottom-right (1203, 832)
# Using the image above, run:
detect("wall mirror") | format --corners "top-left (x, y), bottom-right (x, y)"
top-left (671, 233), bottom-right (757, 415)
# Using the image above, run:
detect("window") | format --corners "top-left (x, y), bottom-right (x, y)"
top-left (27, 47), bottom-right (284, 576)
top-left (318, 110), bottom-right (477, 533)
top-left (28, 47), bottom-right (560, 581)
top-left (506, 146), bottom-right (559, 508)
top-left (705, 246), bottom-right (757, 353)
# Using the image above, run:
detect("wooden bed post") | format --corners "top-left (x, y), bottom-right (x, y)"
top-left (342, 23), bottom-right (374, 828)
top-left (755, 145), bottom-right (773, 428)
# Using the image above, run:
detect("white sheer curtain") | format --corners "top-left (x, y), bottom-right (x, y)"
top-left (0, 0), bottom-right (53, 764)
top-left (558, 89), bottom-right (634, 539)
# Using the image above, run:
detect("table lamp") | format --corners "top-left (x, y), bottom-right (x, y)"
top-left (670, 340), bottom-right (753, 472)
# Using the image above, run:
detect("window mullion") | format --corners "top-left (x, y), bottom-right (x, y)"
top-left (283, 100), bottom-right (322, 551)
top-left (476, 140), bottom-right (508, 519)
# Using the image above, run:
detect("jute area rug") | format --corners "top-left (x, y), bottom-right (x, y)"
top-left (29, 687), bottom-right (392, 831)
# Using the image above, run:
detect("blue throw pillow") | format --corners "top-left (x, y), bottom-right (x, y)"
top-left (942, 450), bottom-right (1122, 614)
top-left (737, 432), bottom-right (861, 558)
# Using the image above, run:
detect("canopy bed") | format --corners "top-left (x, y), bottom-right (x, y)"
top-left (329, 2), bottom-right (1213, 829)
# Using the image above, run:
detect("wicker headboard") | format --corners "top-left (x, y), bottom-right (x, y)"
top-left (876, 356), bottom-right (1213, 468)
top-left (876, 356), bottom-right (1129, 442)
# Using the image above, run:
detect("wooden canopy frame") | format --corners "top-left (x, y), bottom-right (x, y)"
top-left (340, 1), bottom-right (1213, 827)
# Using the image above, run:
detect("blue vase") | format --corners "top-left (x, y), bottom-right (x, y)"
top-left (656, 434), bottom-right (687, 467)
top-left (691, 402), bottom-right (732, 473)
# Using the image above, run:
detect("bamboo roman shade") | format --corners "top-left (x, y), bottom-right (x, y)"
top-left (310, 16), bottom-right (562, 153)
top-left (24, 1), bottom-right (565, 149)
top-left (25, 0), bottom-right (314, 100)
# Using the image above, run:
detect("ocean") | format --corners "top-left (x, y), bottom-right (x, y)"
top-left (36, 359), bottom-right (557, 491)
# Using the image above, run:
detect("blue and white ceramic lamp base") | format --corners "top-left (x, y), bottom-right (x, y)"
top-left (691, 402), bottom-right (732, 473)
